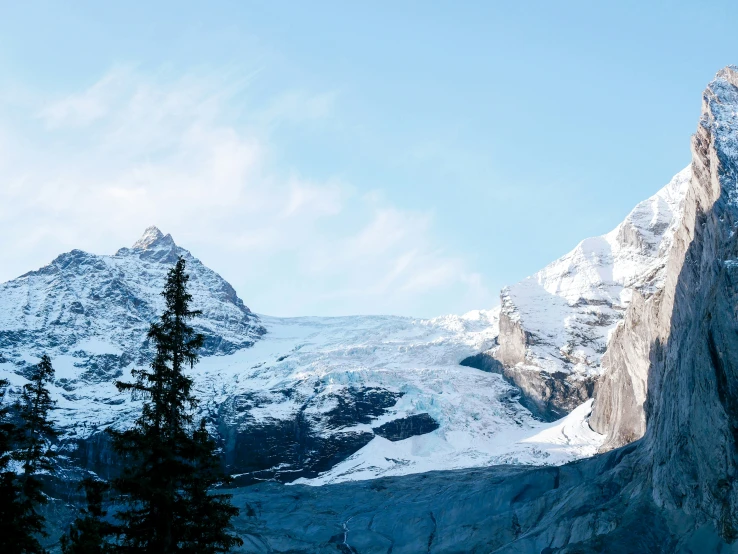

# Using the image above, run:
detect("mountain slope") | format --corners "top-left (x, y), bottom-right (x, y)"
top-left (491, 167), bottom-right (690, 421)
top-left (492, 63), bottom-right (738, 554)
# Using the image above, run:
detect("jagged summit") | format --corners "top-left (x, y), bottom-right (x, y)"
top-left (132, 225), bottom-right (165, 250)
top-left (713, 64), bottom-right (738, 82)
top-left (119, 227), bottom-right (177, 262)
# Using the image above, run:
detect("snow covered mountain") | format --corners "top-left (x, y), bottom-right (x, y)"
top-left (0, 229), bottom-right (605, 485)
top-left (489, 168), bottom-right (690, 421)
top-left (0, 225), bottom-right (264, 365)
top-left (0, 150), bottom-right (697, 484)
top-left (0, 154), bottom-right (697, 485)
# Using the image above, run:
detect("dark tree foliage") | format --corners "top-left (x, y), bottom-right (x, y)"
top-left (0, 355), bottom-right (60, 554)
top-left (180, 421), bottom-right (241, 554)
top-left (0, 378), bottom-right (26, 553)
top-left (18, 355), bottom-right (58, 474)
top-left (60, 479), bottom-right (115, 554)
top-left (111, 257), bottom-right (242, 553)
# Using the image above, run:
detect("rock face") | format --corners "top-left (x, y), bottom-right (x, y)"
top-left (372, 413), bottom-right (439, 441)
top-left (500, 65), bottom-right (738, 552)
top-left (642, 65), bottom-right (738, 542)
top-left (591, 67), bottom-right (738, 451)
top-left (491, 168), bottom-right (690, 422)
top-left (588, 289), bottom-right (659, 450)
top-left (219, 386), bottom-right (405, 483)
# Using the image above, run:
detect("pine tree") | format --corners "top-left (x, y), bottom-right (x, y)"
top-left (180, 420), bottom-right (242, 554)
top-left (111, 256), bottom-right (242, 553)
top-left (9, 355), bottom-right (60, 554)
top-left (60, 479), bottom-right (115, 554)
top-left (0, 378), bottom-right (26, 553)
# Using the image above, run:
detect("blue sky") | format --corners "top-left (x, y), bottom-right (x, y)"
top-left (0, 1), bottom-right (735, 316)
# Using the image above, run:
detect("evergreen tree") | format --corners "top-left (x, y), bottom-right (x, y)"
top-left (60, 479), bottom-right (115, 554)
top-left (9, 355), bottom-right (60, 554)
top-left (0, 378), bottom-right (26, 553)
top-left (111, 257), bottom-right (242, 553)
top-left (181, 420), bottom-right (242, 554)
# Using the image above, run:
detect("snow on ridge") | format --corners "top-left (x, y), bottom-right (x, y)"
top-left (131, 225), bottom-right (165, 250)
top-left (501, 166), bottom-right (691, 377)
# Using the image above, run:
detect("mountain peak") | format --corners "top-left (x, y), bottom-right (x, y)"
top-left (714, 64), bottom-right (738, 83)
top-left (132, 226), bottom-right (167, 250)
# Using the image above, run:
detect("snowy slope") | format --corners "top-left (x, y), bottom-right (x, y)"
top-left (0, 307), bottom-right (604, 483)
top-left (298, 399), bottom-right (602, 485)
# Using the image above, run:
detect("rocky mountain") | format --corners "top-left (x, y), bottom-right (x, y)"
top-left (0, 230), bottom-right (604, 487)
top-left (0, 225), bottom-right (265, 363)
top-left (485, 168), bottom-right (690, 423)
top-left (487, 63), bottom-right (738, 553)
top-left (0, 121), bottom-right (700, 487)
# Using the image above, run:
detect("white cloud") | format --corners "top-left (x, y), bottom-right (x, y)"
top-left (38, 65), bottom-right (135, 128)
top-left (0, 67), bottom-right (491, 317)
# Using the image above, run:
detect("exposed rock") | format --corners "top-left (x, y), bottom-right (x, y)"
top-left (589, 289), bottom-right (656, 450)
top-left (373, 413), bottom-right (439, 441)
top-left (459, 351), bottom-right (504, 373)
top-left (500, 366), bottom-right (595, 421)
top-left (462, 337), bottom-right (595, 421)
top-left (218, 387), bottom-right (405, 483)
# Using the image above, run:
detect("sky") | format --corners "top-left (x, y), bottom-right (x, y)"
top-left (0, 1), bottom-right (736, 317)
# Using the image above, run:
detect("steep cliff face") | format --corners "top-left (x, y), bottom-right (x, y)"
top-left (644, 65), bottom-right (738, 541)
top-left (506, 64), bottom-right (738, 552)
top-left (592, 67), bottom-right (738, 454)
top-left (492, 168), bottom-right (689, 421)
top-left (588, 289), bottom-right (658, 450)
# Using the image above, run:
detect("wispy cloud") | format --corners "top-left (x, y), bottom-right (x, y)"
top-left (38, 65), bottom-right (135, 128)
top-left (0, 66), bottom-right (491, 316)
